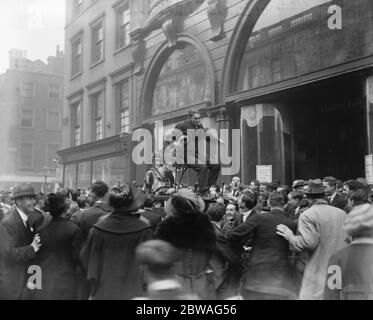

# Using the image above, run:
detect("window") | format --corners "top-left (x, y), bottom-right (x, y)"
top-left (91, 91), bottom-right (104, 141)
top-left (46, 144), bottom-right (60, 167)
top-left (21, 82), bottom-right (35, 97)
top-left (73, 0), bottom-right (83, 17)
top-left (20, 110), bottom-right (34, 128)
top-left (48, 84), bottom-right (61, 100)
top-left (71, 37), bottom-right (82, 76)
top-left (91, 22), bottom-right (104, 64)
top-left (47, 111), bottom-right (60, 130)
top-left (19, 143), bottom-right (33, 169)
top-left (152, 44), bottom-right (211, 116)
top-left (117, 80), bottom-right (130, 133)
top-left (116, 4), bottom-right (130, 50)
top-left (71, 102), bottom-right (81, 146)
top-left (272, 59), bottom-right (281, 82)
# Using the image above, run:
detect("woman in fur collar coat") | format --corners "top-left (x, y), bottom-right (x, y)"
top-left (155, 190), bottom-right (217, 300)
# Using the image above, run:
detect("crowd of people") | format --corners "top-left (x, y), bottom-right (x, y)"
top-left (1, 174), bottom-right (373, 300)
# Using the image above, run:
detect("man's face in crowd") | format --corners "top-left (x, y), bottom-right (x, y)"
top-left (288, 194), bottom-right (300, 208)
top-left (226, 204), bottom-right (237, 219)
top-left (209, 186), bottom-right (218, 197)
top-left (323, 182), bottom-right (335, 197)
top-left (16, 196), bottom-right (36, 215)
top-left (191, 113), bottom-right (201, 127)
top-left (231, 177), bottom-right (241, 190)
top-left (249, 181), bottom-right (258, 191)
top-left (293, 186), bottom-right (303, 192)
top-left (259, 185), bottom-right (268, 195)
top-left (342, 184), bottom-right (350, 195)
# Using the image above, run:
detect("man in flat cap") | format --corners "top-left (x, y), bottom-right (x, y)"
top-left (0, 184), bottom-right (42, 300)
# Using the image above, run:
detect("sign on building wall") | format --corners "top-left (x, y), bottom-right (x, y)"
top-left (256, 165), bottom-right (272, 183)
top-left (365, 154), bottom-right (373, 185)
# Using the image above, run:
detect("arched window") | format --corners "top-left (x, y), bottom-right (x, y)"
top-left (152, 43), bottom-right (212, 116)
top-left (236, 0), bottom-right (373, 92)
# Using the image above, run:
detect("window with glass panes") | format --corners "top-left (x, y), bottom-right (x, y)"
top-left (21, 82), bottom-right (35, 97)
top-left (116, 5), bottom-right (130, 49)
top-left (118, 80), bottom-right (130, 133)
top-left (71, 38), bottom-right (82, 76)
top-left (92, 22), bottom-right (104, 63)
top-left (71, 102), bottom-right (81, 146)
top-left (20, 110), bottom-right (34, 128)
top-left (49, 84), bottom-right (61, 99)
top-left (19, 143), bottom-right (33, 168)
top-left (91, 91), bottom-right (104, 141)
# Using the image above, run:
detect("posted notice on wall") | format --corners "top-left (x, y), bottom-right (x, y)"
top-left (256, 165), bottom-right (272, 183)
top-left (365, 154), bottom-right (373, 185)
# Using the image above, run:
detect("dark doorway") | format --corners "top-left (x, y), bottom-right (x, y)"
top-left (290, 73), bottom-right (367, 181)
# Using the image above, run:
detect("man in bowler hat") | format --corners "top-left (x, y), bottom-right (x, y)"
top-left (0, 184), bottom-right (42, 300)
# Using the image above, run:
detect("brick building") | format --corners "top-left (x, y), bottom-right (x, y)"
top-left (0, 48), bottom-right (64, 192)
top-left (59, 0), bottom-right (373, 187)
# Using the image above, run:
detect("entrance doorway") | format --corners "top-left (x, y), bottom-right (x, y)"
top-left (290, 73), bottom-right (367, 181)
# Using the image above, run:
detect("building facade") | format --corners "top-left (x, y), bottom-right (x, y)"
top-left (60, 0), bottom-right (373, 188)
top-left (0, 49), bottom-right (64, 192)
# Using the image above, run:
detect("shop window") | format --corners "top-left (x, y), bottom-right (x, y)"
top-left (78, 162), bottom-right (92, 189)
top-left (152, 43), bottom-right (211, 116)
top-left (64, 164), bottom-right (77, 188)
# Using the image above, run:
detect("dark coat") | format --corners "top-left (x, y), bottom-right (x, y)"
top-left (209, 224), bottom-right (239, 298)
top-left (330, 193), bottom-right (347, 211)
top-left (0, 209), bottom-right (36, 300)
top-left (155, 213), bottom-right (217, 299)
top-left (324, 242), bottom-right (373, 300)
top-left (141, 208), bottom-right (163, 232)
top-left (229, 209), bottom-right (297, 298)
top-left (80, 210), bottom-right (152, 300)
top-left (77, 202), bottom-right (113, 242)
top-left (26, 217), bottom-right (82, 300)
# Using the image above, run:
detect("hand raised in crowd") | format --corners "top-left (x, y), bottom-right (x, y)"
top-left (31, 233), bottom-right (42, 252)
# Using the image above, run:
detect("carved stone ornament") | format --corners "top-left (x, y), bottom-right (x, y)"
top-left (207, 0), bottom-right (228, 41)
top-left (132, 38), bottom-right (146, 75)
top-left (162, 15), bottom-right (183, 47)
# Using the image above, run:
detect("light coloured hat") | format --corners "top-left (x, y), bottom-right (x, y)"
top-left (343, 204), bottom-right (373, 238)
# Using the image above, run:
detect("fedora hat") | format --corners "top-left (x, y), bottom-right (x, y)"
top-left (304, 179), bottom-right (325, 195)
top-left (11, 184), bottom-right (36, 200)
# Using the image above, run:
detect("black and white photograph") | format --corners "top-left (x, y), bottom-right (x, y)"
top-left (1, 0), bottom-right (373, 305)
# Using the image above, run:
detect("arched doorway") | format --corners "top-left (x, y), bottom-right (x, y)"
top-left (139, 35), bottom-right (216, 185)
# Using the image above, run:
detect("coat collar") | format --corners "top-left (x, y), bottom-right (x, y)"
top-left (94, 211), bottom-right (150, 234)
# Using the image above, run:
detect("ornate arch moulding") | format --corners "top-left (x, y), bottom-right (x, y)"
top-left (220, 0), bottom-right (271, 104)
top-left (130, 0), bottom-right (205, 75)
top-left (139, 33), bottom-right (217, 124)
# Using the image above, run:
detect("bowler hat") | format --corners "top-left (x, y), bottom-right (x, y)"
top-left (11, 184), bottom-right (36, 200)
top-left (304, 179), bottom-right (325, 195)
